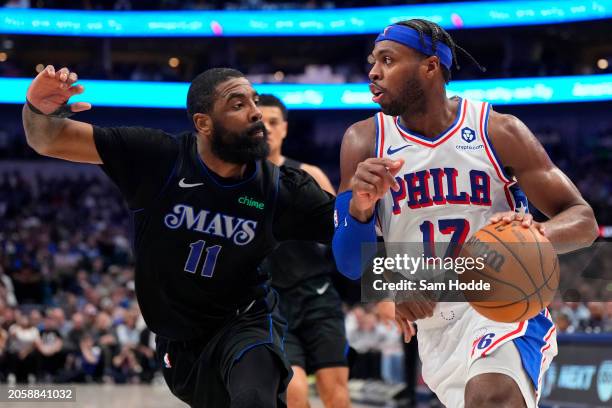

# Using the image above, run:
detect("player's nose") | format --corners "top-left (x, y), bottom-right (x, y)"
top-left (368, 64), bottom-right (382, 82)
top-left (250, 105), bottom-right (263, 123)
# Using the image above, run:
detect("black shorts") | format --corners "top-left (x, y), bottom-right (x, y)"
top-left (276, 275), bottom-right (348, 373)
top-left (155, 290), bottom-right (291, 408)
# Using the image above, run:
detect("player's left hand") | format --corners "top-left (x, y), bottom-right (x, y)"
top-left (488, 211), bottom-right (546, 236)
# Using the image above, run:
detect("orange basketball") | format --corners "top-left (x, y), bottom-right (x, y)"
top-left (458, 220), bottom-right (559, 323)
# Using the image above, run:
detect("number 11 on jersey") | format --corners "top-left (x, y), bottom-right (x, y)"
top-left (184, 240), bottom-right (222, 277)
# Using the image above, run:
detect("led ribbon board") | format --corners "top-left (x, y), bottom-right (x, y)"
top-left (4, 74), bottom-right (612, 108)
top-left (0, 1), bottom-right (611, 36)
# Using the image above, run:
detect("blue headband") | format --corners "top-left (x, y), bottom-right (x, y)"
top-left (375, 25), bottom-right (453, 70)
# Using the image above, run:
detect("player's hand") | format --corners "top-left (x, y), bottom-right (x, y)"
top-left (395, 291), bottom-right (436, 322)
top-left (489, 211), bottom-right (546, 236)
top-left (349, 158), bottom-right (404, 221)
top-left (26, 65), bottom-right (91, 115)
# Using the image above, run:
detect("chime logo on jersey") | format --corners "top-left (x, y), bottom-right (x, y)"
top-left (390, 167), bottom-right (492, 215)
top-left (163, 204), bottom-right (257, 245)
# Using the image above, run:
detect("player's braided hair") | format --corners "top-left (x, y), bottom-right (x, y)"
top-left (187, 67), bottom-right (245, 118)
top-left (395, 19), bottom-right (485, 83)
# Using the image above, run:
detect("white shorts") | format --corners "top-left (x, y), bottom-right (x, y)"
top-left (417, 307), bottom-right (557, 408)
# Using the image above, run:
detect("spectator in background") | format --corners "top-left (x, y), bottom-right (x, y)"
top-left (561, 301), bottom-right (591, 330)
top-left (583, 302), bottom-right (607, 333)
top-left (377, 321), bottom-right (404, 385)
top-left (91, 311), bottom-right (118, 380)
top-left (555, 313), bottom-right (573, 334)
top-left (0, 326), bottom-right (8, 381)
top-left (346, 307), bottom-right (381, 379)
top-left (34, 312), bottom-right (65, 381)
top-left (136, 327), bottom-right (157, 383)
top-left (7, 314), bottom-right (39, 382)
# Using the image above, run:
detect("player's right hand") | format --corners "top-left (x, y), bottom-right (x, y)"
top-left (26, 65), bottom-right (91, 115)
top-left (349, 158), bottom-right (404, 221)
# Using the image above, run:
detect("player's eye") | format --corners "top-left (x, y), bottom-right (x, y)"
top-left (384, 56), bottom-right (392, 65)
top-left (233, 103), bottom-right (243, 110)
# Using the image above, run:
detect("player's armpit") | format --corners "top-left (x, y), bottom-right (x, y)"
top-left (487, 112), bottom-right (598, 252)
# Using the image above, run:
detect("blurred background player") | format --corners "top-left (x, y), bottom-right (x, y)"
top-left (259, 94), bottom-right (350, 408)
top-left (332, 19), bottom-right (598, 408)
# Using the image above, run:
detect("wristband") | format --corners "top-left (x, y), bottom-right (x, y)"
top-left (26, 99), bottom-right (76, 119)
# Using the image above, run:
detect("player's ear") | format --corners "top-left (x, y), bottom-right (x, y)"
top-left (193, 113), bottom-right (212, 137)
top-left (423, 56), bottom-right (439, 79)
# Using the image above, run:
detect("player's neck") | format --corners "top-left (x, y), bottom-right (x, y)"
top-left (268, 150), bottom-right (284, 166)
top-left (398, 94), bottom-right (457, 139)
top-left (197, 138), bottom-right (248, 179)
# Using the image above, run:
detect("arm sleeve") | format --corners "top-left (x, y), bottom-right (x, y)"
top-left (93, 126), bottom-right (179, 210)
top-left (273, 166), bottom-right (335, 243)
top-left (331, 191), bottom-right (377, 280)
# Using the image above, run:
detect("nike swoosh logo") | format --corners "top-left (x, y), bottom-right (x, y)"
top-left (387, 144), bottom-right (412, 155)
top-left (179, 178), bottom-right (204, 188)
top-left (316, 282), bottom-right (330, 295)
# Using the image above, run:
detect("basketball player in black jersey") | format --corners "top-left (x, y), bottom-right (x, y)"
top-left (22, 66), bottom-right (336, 408)
top-left (258, 95), bottom-right (350, 408)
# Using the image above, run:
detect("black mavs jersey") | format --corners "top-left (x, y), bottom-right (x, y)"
top-left (93, 127), bottom-right (334, 340)
top-left (262, 157), bottom-right (337, 289)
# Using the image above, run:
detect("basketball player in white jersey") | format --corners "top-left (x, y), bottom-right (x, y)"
top-left (332, 19), bottom-right (598, 407)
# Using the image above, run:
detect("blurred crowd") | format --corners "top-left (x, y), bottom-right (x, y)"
top-left (0, 171), bottom-right (158, 384)
top-left (0, 168), bottom-right (610, 385)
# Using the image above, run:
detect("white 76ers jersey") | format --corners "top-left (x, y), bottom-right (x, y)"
top-left (375, 98), bottom-right (522, 329)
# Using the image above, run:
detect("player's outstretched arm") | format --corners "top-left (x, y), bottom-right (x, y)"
top-left (488, 111), bottom-right (598, 253)
top-left (22, 65), bottom-right (100, 164)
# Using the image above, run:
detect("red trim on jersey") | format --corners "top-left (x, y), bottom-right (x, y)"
top-left (378, 112), bottom-right (385, 158)
top-left (479, 102), bottom-right (512, 184)
top-left (481, 321), bottom-right (526, 357)
top-left (536, 325), bottom-right (557, 397)
top-left (394, 99), bottom-right (467, 148)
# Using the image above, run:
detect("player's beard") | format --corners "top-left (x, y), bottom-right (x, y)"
top-left (380, 76), bottom-right (426, 117)
top-left (211, 120), bottom-right (270, 164)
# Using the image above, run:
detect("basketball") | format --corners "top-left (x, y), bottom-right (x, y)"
top-left (458, 220), bottom-right (559, 323)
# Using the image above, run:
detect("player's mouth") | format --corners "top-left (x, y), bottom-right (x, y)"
top-left (248, 122), bottom-right (266, 139)
top-left (369, 83), bottom-right (385, 103)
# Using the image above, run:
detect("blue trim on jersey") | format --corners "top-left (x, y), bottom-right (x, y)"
top-left (343, 341), bottom-right (350, 358)
top-left (196, 154), bottom-right (260, 188)
top-left (512, 311), bottom-right (555, 390)
top-left (482, 103), bottom-right (513, 182)
top-left (374, 114), bottom-right (380, 157)
top-left (395, 97), bottom-right (463, 143)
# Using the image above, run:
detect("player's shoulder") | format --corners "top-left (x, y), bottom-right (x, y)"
top-left (487, 109), bottom-right (533, 148)
top-left (341, 116), bottom-right (376, 159)
top-left (344, 117), bottom-right (376, 141)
